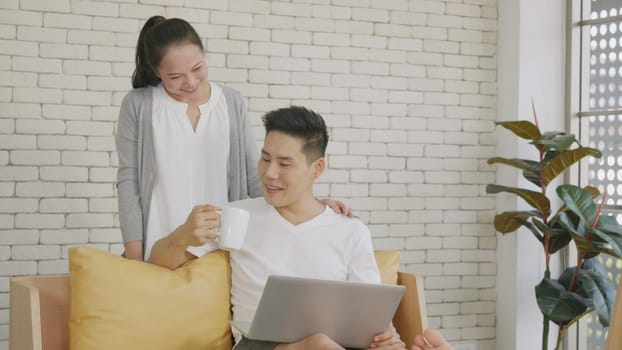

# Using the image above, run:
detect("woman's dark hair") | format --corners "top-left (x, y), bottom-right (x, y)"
top-left (262, 106), bottom-right (329, 163)
top-left (132, 16), bottom-right (204, 88)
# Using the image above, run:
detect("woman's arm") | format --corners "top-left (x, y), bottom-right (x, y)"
top-left (240, 95), bottom-right (263, 198)
top-left (116, 91), bottom-right (146, 248)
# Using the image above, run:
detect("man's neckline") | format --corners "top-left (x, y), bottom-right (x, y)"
top-left (268, 202), bottom-right (330, 228)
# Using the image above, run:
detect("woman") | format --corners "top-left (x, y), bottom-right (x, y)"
top-left (116, 16), bottom-right (348, 260)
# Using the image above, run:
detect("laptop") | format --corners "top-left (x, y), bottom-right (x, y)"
top-left (231, 275), bottom-right (405, 349)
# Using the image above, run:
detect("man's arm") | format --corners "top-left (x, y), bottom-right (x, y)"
top-left (147, 229), bottom-right (196, 269)
top-left (147, 205), bottom-right (220, 270)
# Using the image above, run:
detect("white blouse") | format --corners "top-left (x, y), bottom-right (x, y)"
top-left (144, 83), bottom-right (230, 260)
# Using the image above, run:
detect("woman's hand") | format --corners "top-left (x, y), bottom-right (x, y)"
top-left (123, 240), bottom-right (143, 260)
top-left (318, 198), bottom-right (353, 217)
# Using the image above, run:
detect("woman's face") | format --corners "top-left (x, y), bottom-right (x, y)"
top-left (156, 43), bottom-right (208, 102)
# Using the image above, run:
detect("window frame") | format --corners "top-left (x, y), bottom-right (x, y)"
top-left (567, 0), bottom-right (622, 349)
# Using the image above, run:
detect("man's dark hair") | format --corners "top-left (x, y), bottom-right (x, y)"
top-left (262, 106), bottom-right (329, 163)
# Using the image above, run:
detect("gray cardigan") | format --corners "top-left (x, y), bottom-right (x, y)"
top-left (115, 84), bottom-right (263, 244)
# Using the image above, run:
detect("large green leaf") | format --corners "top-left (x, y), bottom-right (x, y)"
top-left (523, 151), bottom-right (557, 188)
top-left (493, 211), bottom-right (544, 243)
top-left (556, 211), bottom-right (621, 258)
top-left (541, 131), bottom-right (571, 139)
top-left (596, 213), bottom-right (622, 230)
top-left (533, 218), bottom-right (572, 253)
top-left (556, 185), bottom-right (598, 227)
top-left (541, 148), bottom-right (602, 186)
top-left (557, 211), bottom-right (593, 254)
top-left (487, 184), bottom-right (550, 217)
top-left (597, 216), bottom-right (622, 243)
top-left (583, 185), bottom-right (601, 199)
top-left (495, 121), bottom-right (542, 140)
top-left (552, 185), bottom-right (600, 219)
top-left (558, 267), bottom-right (578, 291)
top-left (589, 245), bottom-right (622, 260)
top-left (535, 277), bottom-right (590, 324)
top-left (523, 172), bottom-right (541, 188)
top-left (532, 133), bottom-right (577, 152)
top-left (487, 157), bottom-right (540, 175)
top-left (543, 150), bottom-right (560, 162)
top-left (522, 159), bottom-right (544, 187)
top-left (558, 263), bottom-right (599, 291)
top-left (578, 269), bottom-right (616, 327)
top-left (586, 227), bottom-right (622, 259)
top-left (559, 266), bottom-right (596, 335)
top-left (493, 211), bottom-right (540, 233)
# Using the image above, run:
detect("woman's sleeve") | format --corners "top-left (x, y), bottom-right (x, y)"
top-left (240, 96), bottom-right (263, 198)
top-left (115, 92), bottom-right (144, 243)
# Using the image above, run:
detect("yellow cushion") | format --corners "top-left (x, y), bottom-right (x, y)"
top-left (374, 250), bottom-right (400, 285)
top-left (69, 247), bottom-right (232, 350)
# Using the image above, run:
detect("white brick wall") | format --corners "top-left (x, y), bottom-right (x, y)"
top-left (0, 1), bottom-right (497, 349)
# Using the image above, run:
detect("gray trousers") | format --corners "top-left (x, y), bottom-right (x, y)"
top-left (235, 337), bottom-right (279, 350)
top-left (234, 337), bottom-right (361, 350)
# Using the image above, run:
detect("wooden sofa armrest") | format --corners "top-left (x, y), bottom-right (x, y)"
top-left (10, 276), bottom-right (70, 350)
top-left (393, 271), bottom-right (428, 349)
top-left (10, 272), bottom-right (427, 350)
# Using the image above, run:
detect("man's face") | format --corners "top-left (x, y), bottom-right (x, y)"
top-left (257, 131), bottom-right (324, 209)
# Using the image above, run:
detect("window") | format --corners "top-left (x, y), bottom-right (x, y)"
top-left (569, 0), bottom-right (622, 349)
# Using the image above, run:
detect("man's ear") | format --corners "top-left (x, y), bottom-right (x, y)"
top-left (312, 157), bottom-right (326, 179)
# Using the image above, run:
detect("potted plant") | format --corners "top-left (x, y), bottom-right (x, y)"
top-left (486, 107), bottom-right (622, 350)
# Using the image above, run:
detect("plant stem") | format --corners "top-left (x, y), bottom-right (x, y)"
top-left (542, 270), bottom-right (551, 350)
top-left (544, 236), bottom-right (551, 271)
top-left (533, 119), bottom-right (551, 350)
top-left (537, 145), bottom-right (551, 272)
top-left (568, 253), bottom-right (584, 292)
top-left (555, 322), bottom-right (565, 350)
top-left (543, 316), bottom-right (549, 350)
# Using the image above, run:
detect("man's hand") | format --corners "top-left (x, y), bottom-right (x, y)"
top-left (172, 205), bottom-right (221, 247)
top-left (368, 326), bottom-right (405, 349)
top-left (318, 198), bottom-right (353, 217)
top-left (412, 329), bottom-right (452, 350)
top-left (148, 204), bottom-right (220, 270)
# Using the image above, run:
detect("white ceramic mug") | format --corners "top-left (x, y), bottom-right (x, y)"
top-left (217, 207), bottom-right (250, 250)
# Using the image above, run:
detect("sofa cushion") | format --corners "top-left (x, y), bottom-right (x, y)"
top-left (374, 250), bottom-right (400, 285)
top-left (68, 247), bottom-right (232, 350)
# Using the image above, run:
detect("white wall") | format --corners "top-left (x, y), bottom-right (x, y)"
top-left (0, 1), bottom-right (498, 349)
top-left (497, 0), bottom-right (566, 349)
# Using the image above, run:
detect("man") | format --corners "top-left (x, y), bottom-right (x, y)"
top-left (148, 106), bottom-right (451, 350)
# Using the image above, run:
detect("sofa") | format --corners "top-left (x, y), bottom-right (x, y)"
top-left (9, 248), bottom-right (428, 350)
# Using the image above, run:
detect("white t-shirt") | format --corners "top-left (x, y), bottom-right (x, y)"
top-left (145, 83), bottom-right (230, 260)
top-left (189, 197), bottom-right (381, 342)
